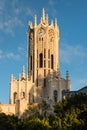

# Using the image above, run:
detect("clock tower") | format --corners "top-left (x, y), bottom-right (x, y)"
top-left (27, 8), bottom-right (60, 90)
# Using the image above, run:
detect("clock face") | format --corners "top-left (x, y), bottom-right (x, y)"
top-left (48, 29), bottom-right (54, 37)
top-left (38, 28), bottom-right (45, 36)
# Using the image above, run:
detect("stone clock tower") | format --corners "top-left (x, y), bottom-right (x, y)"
top-left (27, 8), bottom-right (60, 90)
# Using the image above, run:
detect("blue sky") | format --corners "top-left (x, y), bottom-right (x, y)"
top-left (0, 0), bottom-right (87, 103)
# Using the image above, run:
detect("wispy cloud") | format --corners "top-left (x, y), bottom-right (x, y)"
top-left (6, 52), bottom-right (20, 60)
top-left (60, 43), bottom-right (87, 64)
top-left (25, 8), bottom-right (34, 17)
top-left (0, 16), bottom-right (23, 35)
top-left (48, 0), bottom-right (58, 16)
top-left (0, 45), bottom-right (26, 61)
top-left (0, 0), bottom-right (5, 13)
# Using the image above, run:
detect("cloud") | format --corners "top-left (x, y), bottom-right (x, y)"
top-left (25, 8), bottom-right (34, 17)
top-left (0, 0), bottom-right (5, 13)
top-left (60, 43), bottom-right (87, 64)
top-left (6, 52), bottom-right (20, 60)
top-left (0, 16), bottom-right (23, 35)
top-left (0, 0), bottom-right (24, 35)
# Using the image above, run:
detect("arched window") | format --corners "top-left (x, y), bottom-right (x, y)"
top-left (13, 92), bottom-right (17, 104)
top-left (51, 54), bottom-right (53, 69)
top-left (44, 48), bottom-right (46, 58)
top-left (39, 53), bottom-right (43, 67)
top-left (31, 56), bottom-right (32, 70)
top-left (54, 90), bottom-right (58, 102)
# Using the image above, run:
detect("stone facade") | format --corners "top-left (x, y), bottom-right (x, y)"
top-left (0, 8), bottom-right (71, 116)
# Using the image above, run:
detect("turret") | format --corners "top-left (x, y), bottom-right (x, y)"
top-left (66, 71), bottom-right (69, 80)
top-left (34, 15), bottom-right (37, 27)
top-left (66, 71), bottom-right (70, 91)
top-left (21, 65), bottom-right (25, 80)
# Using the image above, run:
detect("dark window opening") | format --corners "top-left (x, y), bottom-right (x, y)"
top-left (44, 48), bottom-right (46, 58)
top-left (44, 78), bottom-right (46, 87)
top-left (31, 56), bottom-right (32, 70)
top-left (14, 92), bottom-right (17, 104)
top-left (39, 53), bottom-right (43, 67)
top-left (54, 90), bottom-right (58, 102)
top-left (44, 70), bottom-right (46, 77)
top-left (51, 55), bottom-right (53, 69)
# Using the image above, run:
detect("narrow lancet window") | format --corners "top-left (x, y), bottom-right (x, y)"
top-left (39, 53), bottom-right (43, 67)
top-left (31, 56), bottom-right (32, 70)
top-left (51, 54), bottom-right (53, 69)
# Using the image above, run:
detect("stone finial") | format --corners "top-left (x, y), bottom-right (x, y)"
top-left (54, 18), bottom-right (57, 28)
top-left (28, 21), bottom-right (33, 28)
top-left (10, 74), bottom-right (14, 81)
top-left (34, 15), bottom-right (37, 27)
top-left (51, 20), bottom-right (54, 26)
top-left (42, 8), bottom-right (45, 20)
top-left (46, 14), bottom-right (48, 24)
top-left (21, 65), bottom-right (25, 79)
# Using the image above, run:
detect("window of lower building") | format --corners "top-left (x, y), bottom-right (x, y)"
top-left (13, 92), bottom-right (17, 104)
top-left (44, 70), bottom-right (46, 77)
top-left (54, 90), bottom-right (58, 102)
top-left (44, 78), bottom-right (46, 87)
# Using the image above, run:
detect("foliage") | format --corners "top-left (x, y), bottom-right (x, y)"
top-left (0, 94), bottom-right (87, 129)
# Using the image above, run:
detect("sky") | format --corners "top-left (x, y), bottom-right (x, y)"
top-left (0, 0), bottom-right (87, 103)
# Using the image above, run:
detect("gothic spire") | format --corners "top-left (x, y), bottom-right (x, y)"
top-left (42, 8), bottom-right (45, 20)
top-left (34, 15), bottom-right (37, 27)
